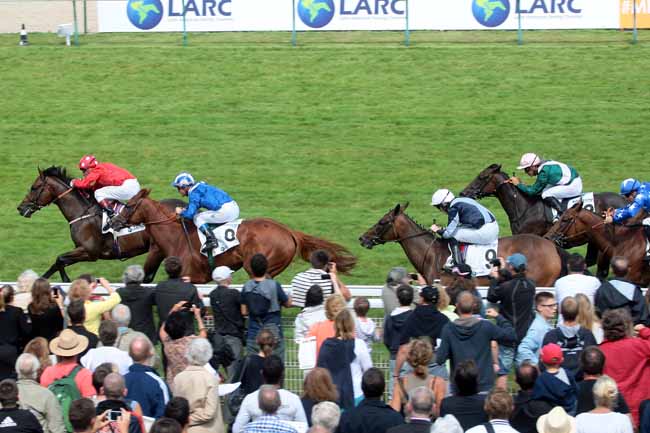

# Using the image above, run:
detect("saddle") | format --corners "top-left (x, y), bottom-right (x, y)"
top-left (544, 193), bottom-right (595, 223)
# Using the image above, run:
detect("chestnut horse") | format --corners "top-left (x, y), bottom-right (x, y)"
top-left (111, 189), bottom-right (357, 283)
top-left (359, 203), bottom-right (565, 287)
top-left (16, 166), bottom-right (184, 282)
top-left (545, 202), bottom-right (650, 286)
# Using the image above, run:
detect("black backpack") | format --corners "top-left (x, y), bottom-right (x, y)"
top-left (242, 282), bottom-right (271, 319)
top-left (208, 330), bottom-right (236, 371)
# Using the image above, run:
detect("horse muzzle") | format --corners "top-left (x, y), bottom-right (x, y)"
top-left (358, 235), bottom-right (380, 249)
top-left (17, 204), bottom-right (35, 218)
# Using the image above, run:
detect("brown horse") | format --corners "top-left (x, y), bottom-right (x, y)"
top-left (545, 202), bottom-right (650, 286)
top-left (359, 203), bottom-right (565, 287)
top-left (110, 189), bottom-right (357, 283)
top-left (16, 166), bottom-right (184, 282)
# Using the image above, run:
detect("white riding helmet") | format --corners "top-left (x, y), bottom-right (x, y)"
top-left (431, 189), bottom-right (455, 206)
top-left (517, 153), bottom-right (541, 170)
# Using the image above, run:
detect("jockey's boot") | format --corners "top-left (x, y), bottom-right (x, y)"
top-left (99, 200), bottom-right (116, 231)
top-left (543, 197), bottom-right (564, 222)
top-left (448, 238), bottom-right (465, 267)
top-left (199, 224), bottom-right (218, 253)
top-left (644, 225), bottom-right (650, 262)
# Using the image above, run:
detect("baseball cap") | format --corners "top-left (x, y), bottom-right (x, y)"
top-left (506, 253), bottom-right (527, 269)
top-left (420, 285), bottom-right (439, 304)
top-left (212, 266), bottom-right (234, 282)
top-left (541, 343), bottom-right (564, 366)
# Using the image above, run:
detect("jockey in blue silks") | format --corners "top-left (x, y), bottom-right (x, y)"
top-left (605, 178), bottom-right (650, 261)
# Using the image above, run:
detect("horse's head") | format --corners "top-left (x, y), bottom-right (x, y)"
top-left (111, 189), bottom-right (151, 230)
top-left (460, 164), bottom-right (506, 199)
top-left (359, 202), bottom-right (410, 249)
top-left (17, 167), bottom-right (73, 218)
top-left (544, 201), bottom-right (586, 247)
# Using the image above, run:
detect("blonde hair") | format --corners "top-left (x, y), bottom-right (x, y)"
top-left (575, 293), bottom-right (597, 331)
top-left (334, 309), bottom-right (355, 340)
top-left (437, 284), bottom-right (451, 311)
top-left (325, 294), bottom-right (347, 321)
top-left (23, 337), bottom-right (52, 381)
top-left (68, 279), bottom-right (90, 302)
top-left (408, 339), bottom-right (433, 379)
top-left (593, 375), bottom-right (618, 409)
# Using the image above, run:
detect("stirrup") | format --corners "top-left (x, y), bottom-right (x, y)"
top-left (202, 239), bottom-right (218, 253)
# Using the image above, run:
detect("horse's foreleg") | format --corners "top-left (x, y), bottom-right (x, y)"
top-left (42, 247), bottom-right (96, 282)
top-left (143, 244), bottom-right (165, 283)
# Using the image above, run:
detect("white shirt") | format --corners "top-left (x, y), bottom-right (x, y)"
top-left (554, 274), bottom-right (600, 321)
top-left (80, 346), bottom-right (133, 375)
top-left (466, 419), bottom-right (520, 433)
top-left (576, 412), bottom-right (633, 433)
top-left (350, 338), bottom-right (373, 399)
top-left (232, 388), bottom-right (307, 433)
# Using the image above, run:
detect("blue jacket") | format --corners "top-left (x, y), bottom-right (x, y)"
top-left (613, 182), bottom-right (650, 223)
top-left (516, 313), bottom-right (553, 367)
top-left (532, 368), bottom-right (578, 415)
top-left (443, 198), bottom-right (496, 239)
top-left (180, 182), bottom-right (234, 220)
top-left (124, 364), bottom-right (171, 419)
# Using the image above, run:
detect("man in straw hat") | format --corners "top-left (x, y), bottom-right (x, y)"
top-left (40, 329), bottom-right (95, 397)
top-left (536, 406), bottom-right (576, 433)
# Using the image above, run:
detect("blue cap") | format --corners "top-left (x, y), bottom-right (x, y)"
top-left (506, 253), bottom-right (527, 269)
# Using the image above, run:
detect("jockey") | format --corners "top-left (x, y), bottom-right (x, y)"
top-left (172, 172), bottom-right (240, 253)
top-left (509, 153), bottom-right (582, 214)
top-left (605, 178), bottom-right (650, 261)
top-left (70, 155), bottom-right (140, 224)
top-left (430, 188), bottom-right (499, 267)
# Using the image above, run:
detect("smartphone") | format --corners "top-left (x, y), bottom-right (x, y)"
top-left (52, 286), bottom-right (59, 298)
top-left (107, 410), bottom-right (122, 422)
top-left (409, 273), bottom-right (419, 280)
top-left (95, 278), bottom-right (101, 284)
top-left (320, 274), bottom-right (331, 280)
top-left (182, 302), bottom-right (193, 309)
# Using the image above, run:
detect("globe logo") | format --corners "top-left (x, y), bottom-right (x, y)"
top-left (297, 0), bottom-right (335, 29)
top-left (127, 0), bottom-right (163, 30)
top-left (472, 0), bottom-right (510, 28)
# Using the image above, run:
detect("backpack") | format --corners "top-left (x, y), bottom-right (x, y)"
top-left (242, 282), bottom-right (271, 319)
top-left (49, 365), bottom-right (82, 433)
top-left (208, 330), bottom-right (236, 371)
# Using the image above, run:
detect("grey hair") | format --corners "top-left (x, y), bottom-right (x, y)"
top-left (185, 338), bottom-right (213, 366)
top-left (17, 270), bottom-right (39, 293)
top-left (258, 385), bottom-right (281, 415)
top-left (593, 375), bottom-right (619, 409)
top-left (123, 265), bottom-right (145, 284)
top-left (111, 304), bottom-right (131, 327)
top-left (431, 415), bottom-right (463, 433)
top-left (15, 353), bottom-right (40, 380)
top-left (408, 386), bottom-right (434, 415)
top-left (312, 401), bottom-right (341, 432)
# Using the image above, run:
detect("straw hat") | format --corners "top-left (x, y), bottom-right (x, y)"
top-left (49, 329), bottom-right (89, 357)
top-left (536, 407), bottom-right (576, 433)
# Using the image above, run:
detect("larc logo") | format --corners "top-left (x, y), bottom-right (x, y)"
top-left (298, 0), bottom-right (405, 29)
top-left (298, 0), bottom-right (336, 28)
top-left (472, 0), bottom-right (510, 28)
top-left (127, 0), bottom-right (164, 30)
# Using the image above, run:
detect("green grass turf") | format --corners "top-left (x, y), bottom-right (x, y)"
top-left (1, 30), bottom-right (649, 284)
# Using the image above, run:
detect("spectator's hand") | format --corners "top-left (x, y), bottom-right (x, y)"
top-left (97, 277), bottom-right (112, 292)
top-left (93, 411), bottom-right (111, 433)
top-left (416, 273), bottom-right (427, 285)
top-left (328, 262), bottom-right (338, 275)
top-left (485, 308), bottom-right (499, 319)
top-left (175, 207), bottom-right (185, 215)
top-left (493, 363), bottom-right (500, 373)
top-left (171, 300), bottom-right (187, 313)
top-left (634, 324), bottom-right (646, 336)
top-left (181, 275), bottom-right (191, 283)
top-left (116, 409), bottom-right (131, 433)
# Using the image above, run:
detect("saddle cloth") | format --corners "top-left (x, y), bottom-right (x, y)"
top-left (101, 211), bottom-right (146, 237)
top-left (445, 239), bottom-right (499, 277)
top-left (197, 219), bottom-right (243, 257)
top-left (549, 192), bottom-right (595, 221)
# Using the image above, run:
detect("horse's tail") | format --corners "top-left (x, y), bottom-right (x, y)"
top-left (291, 230), bottom-right (357, 274)
top-left (555, 244), bottom-right (571, 277)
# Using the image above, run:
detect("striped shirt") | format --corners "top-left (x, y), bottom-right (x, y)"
top-left (466, 419), bottom-right (520, 433)
top-left (289, 268), bottom-right (333, 308)
top-left (242, 415), bottom-right (299, 433)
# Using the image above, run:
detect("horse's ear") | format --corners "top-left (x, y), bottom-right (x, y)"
top-left (402, 202), bottom-right (410, 212)
top-left (37, 166), bottom-right (42, 176)
top-left (142, 189), bottom-right (151, 198)
top-left (393, 204), bottom-right (401, 216)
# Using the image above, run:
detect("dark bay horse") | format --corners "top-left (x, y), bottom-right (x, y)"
top-left (359, 203), bottom-right (564, 287)
top-left (460, 163), bottom-right (627, 277)
top-left (111, 189), bottom-right (357, 283)
top-left (545, 202), bottom-right (650, 286)
top-left (17, 167), bottom-right (184, 282)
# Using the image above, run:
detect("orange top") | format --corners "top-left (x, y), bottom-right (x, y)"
top-left (308, 319), bottom-right (335, 357)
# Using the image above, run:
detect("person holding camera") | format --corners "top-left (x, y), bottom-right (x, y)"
top-left (290, 250), bottom-right (351, 308)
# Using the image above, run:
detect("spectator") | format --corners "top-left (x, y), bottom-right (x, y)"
top-left (382, 267), bottom-right (413, 315)
top-left (439, 360), bottom-right (488, 431)
top-left (576, 293), bottom-right (604, 344)
top-left (240, 329), bottom-right (277, 396)
top-left (15, 270), bottom-right (39, 311)
top-left (393, 286), bottom-right (449, 380)
top-left (173, 338), bottom-right (223, 433)
top-left (66, 300), bottom-right (99, 359)
top-left (510, 361), bottom-right (553, 433)
top-left (532, 343), bottom-right (578, 415)
top-left (310, 401), bottom-right (340, 433)
top-left (294, 285), bottom-right (327, 341)
top-left (242, 385), bottom-right (299, 433)
top-left (40, 329), bottom-right (95, 397)
top-left (96, 373), bottom-right (144, 433)
top-left (111, 305), bottom-right (155, 358)
top-left (466, 389), bottom-right (519, 433)
top-left (290, 250), bottom-right (351, 308)
top-left (117, 265), bottom-right (157, 343)
top-left (595, 257), bottom-right (648, 326)
top-left (125, 337), bottom-right (170, 419)
top-left (308, 294), bottom-right (347, 356)
top-left (233, 355), bottom-right (307, 433)
top-left (0, 379), bottom-right (43, 433)
top-left (0, 287), bottom-right (31, 380)
top-left (242, 253), bottom-right (291, 360)
top-left (600, 308), bottom-right (650, 427)
top-left (149, 419), bottom-right (182, 433)
top-left (69, 398), bottom-right (114, 433)
top-left (92, 363), bottom-right (117, 401)
top-left (536, 406), bottom-right (575, 433)
top-left (436, 291), bottom-right (516, 393)
top-left (542, 296), bottom-right (597, 380)
top-left (338, 368), bottom-right (403, 433)
top-left (554, 253), bottom-right (600, 320)
top-left (387, 386), bottom-right (435, 433)
top-left (154, 257), bottom-right (203, 332)
top-left (516, 291), bottom-right (557, 367)
top-left (487, 253), bottom-right (536, 388)
top-left (437, 282), bottom-right (459, 322)
top-left (353, 297), bottom-right (378, 352)
top-left (160, 303), bottom-right (208, 386)
top-left (164, 398), bottom-right (190, 433)
top-left (390, 339), bottom-right (445, 417)
top-left (576, 346), bottom-right (630, 416)
top-left (23, 337), bottom-right (52, 382)
top-left (301, 368), bottom-right (338, 426)
top-left (317, 309), bottom-right (372, 409)
top-left (576, 375), bottom-right (634, 433)
top-left (81, 320), bottom-right (133, 375)
top-left (69, 278), bottom-right (121, 336)
top-left (208, 266), bottom-right (245, 380)
top-left (27, 278), bottom-right (64, 342)
top-left (15, 353), bottom-right (65, 433)
top-left (446, 268), bottom-right (484, 317)
top-left (430, 415), bottom-right (463, 433)
top-left (383, 284), bottom-right (414, 399)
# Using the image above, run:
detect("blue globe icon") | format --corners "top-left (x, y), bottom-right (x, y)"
top-left (127, 0), bottom-right (164, 30)
top-left (472, 0), bottom-right (510, 28)
top-left (297, 0), bottom-right (335, 29)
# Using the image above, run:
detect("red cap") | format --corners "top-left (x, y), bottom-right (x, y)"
top-left (541, 343), bottom-right (564, 365)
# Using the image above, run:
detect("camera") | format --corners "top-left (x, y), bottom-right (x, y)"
top-left (408, 273), bottom-right (419, 280)
top-left (95, 278), bottom-right (101, 284)
top-left (320, 274), bottom-right (331, 280)
top-left (51, 286), bottom-right (59, 298)
top-left (490, 259), bottom-right (502, 268)
top-left (107, 410), bottom-right (122, 422)
top-left (182, 302), bottom-right (193, 309)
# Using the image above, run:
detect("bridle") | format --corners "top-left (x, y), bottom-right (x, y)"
top-left (550, 211), bottom-right (605, 245)
top-left (28, 176), bottom-right (75, 210)
top-left (117, 197), bottom-right (178, 227)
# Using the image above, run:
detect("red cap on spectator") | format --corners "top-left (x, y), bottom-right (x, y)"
top-left (541, 343), bottom-right (564, 365)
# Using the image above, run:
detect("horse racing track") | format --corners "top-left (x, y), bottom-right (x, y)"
top-left (1, 31), bottom-right (649, 285)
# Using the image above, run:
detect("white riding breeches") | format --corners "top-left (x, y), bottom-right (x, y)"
top-left (454, 220), bottom-right (499, 245)
top-left (541, 177), bottom-right (583, 200)
top-left (193, 201), bottom-right (240, 227)
top-left (94, 179), bottom-right (141, 203)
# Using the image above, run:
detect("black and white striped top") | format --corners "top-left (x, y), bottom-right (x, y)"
top-left (289, 268), bottom-right (334, 308)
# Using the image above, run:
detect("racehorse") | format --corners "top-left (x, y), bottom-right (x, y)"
top-left (545, 202), bottom-right (650, 286)
top-left (359, 203), bottom-right (565, 287)
top-left (459, 163), bottom-right (627, 277)
top-left (17, 166), bottom-right (184, 282)
top-left (110, 189), bottom-right (357, 283)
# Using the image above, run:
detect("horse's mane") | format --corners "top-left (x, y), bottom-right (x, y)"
top-left (402, 211), bottom-right (432, 233)
top-left (42, 166), bottom-right (72, 184)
